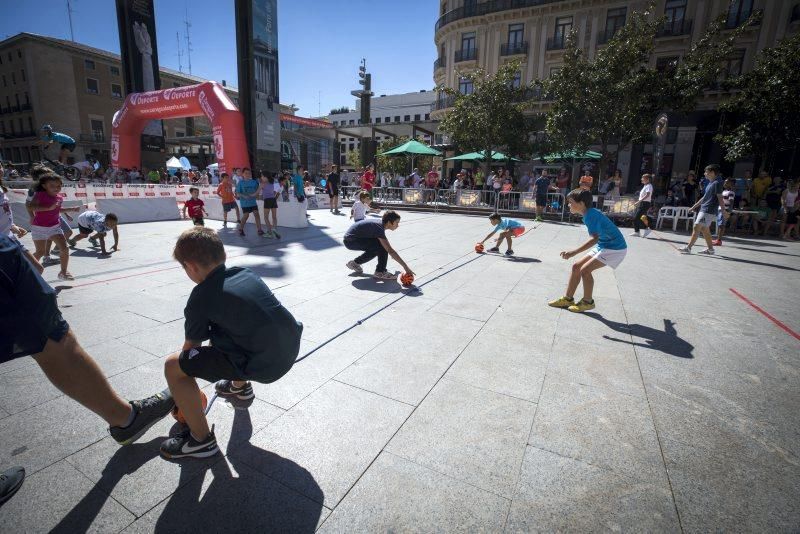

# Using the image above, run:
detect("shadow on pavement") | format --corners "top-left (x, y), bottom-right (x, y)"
top-left (584, 314), bottom-right (694, 359)
top-left (52, 411), bottom-right (324, 533)
top-left (506, 256), bottom-right (541, 263)
top-left (696, 253), bottom-right (800, 272)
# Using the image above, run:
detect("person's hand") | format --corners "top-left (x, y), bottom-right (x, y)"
top-left (560, 250), bottom-right (574, 260)
top-left (12, 225), bottom-right (27, 238)
top-left (405, 268), bottom-right (415, 277)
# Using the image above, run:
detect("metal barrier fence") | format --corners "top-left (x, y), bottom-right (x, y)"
top-left (339, 185), bottom-right (566, 220)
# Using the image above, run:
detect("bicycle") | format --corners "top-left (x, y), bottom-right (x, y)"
top-left (38, 156), bottom-right (79, 181)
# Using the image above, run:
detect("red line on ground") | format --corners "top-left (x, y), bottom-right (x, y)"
top-left (729, 288), bottom-right (800, 342)
top-left (649, 230), bottom-right (683, 253)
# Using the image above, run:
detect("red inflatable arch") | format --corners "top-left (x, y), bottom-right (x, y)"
top-left (111, 81), bottom-right (248, 173)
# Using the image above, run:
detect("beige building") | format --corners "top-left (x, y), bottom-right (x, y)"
top-left (432, 0), bottom-right (799, 188)
top-left (0, 32), bottom-right (245, 170)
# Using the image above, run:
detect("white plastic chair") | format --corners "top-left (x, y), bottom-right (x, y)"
top-left (656, 207), bottom-right (678, 230)
top-left (675, 207), bottom-right (695, 231)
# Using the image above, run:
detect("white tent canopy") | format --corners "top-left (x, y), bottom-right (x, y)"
top-left (165, 156), bottom-right (182, 169)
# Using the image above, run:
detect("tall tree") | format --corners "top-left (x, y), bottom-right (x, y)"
top-left (375, 136), bottom-right (434, 177)
top-left (715, 32), bottom-right (800, 171)
top-left (437, 60), bottom-right (531, 176)
top-left (544, 4), bottom-right (757, 182)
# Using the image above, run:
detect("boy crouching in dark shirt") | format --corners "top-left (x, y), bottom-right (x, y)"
top-left (161, 227), bottom-right (303, 459)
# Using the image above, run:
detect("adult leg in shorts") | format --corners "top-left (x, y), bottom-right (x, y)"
top-left (536, 195), bottom-right (547, 217)
top-left (687, 211), bottom-right (714, 249)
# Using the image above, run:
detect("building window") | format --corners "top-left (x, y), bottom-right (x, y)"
top-left (404, 115), bottom-right (410, 121)
top-left (1, 75), bottom-right (5, 88)
top-left (349, 144), bottom-right (355, 151)
top-left (8, 119), bottom-right (14, 133)
top-left (726, 0), bottom-right (753, 28)
top-left (111, 83), bottom-right (123, 98)
top-left (425, 113), bottom-right (430, 120)
top-left (17, 50), bottom-right (21, 59)
top-left (5, 96), bottom-right (10, 108)
top-left (720, 49), bottom-right (745, 81)
top-left (84, 59), bottom-right (95, 70)
top-left (14, 94), bottom-right (19, 107)
top-left (555, 16), bottom-right (573, 41)
top-left (656, 56), bottom-right (679, 74)
top-left (414, 114), bottom-right (421, 121)
top-left (375, 117), bottom-right (381, 123)
top-left (461, 31), bottom-right (476, 52)
top-left (86, 78), bottom-right (99, 94)
top-left (349, 119), bottom-right (355, 125)
top-left (605, 7), bottom-right (627, 37)
top-left (394, 115), bottom-right (401, 122)
top-left (385, 116), bottom-right (390, 123)
top-left (28, 117), bottom-right (33, 131)
top-left (175, 129), bottom-right (186, 138)
top-left (24, 92), bottom-right (29, 105)
top-left (7, 52), bottom-right (12, 62)
top-left (665, 0), bottom-right (687, 24)
top-left (549, 67), bottom-right (562, 78)
top-left (174, 82), bottom-right (181, 88)
top-left (110, 65), bottom-right (120, 76)
top-left (508, 23), bottom-right (524, 46)
top-left (90, 119), bottom-right (104, 141)
top-left (11, 72), bottom-right (15, 85)
top-left (459, 78), bottom-right (474, 95)
top-left (17, 118), bottom-right (23, 132)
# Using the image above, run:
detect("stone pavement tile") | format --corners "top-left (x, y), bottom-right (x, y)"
top-left (0, 355), bottom-right (37, 376)
top-left (0, 460), bottom-right (134, 534)
top-left (431, 290), bottom-right (502, 322)
top-left (646, 381), bottom-right (800, 465)
top-left (120, 456), bottom-right (329, 533)
top-left (319, 452), bottom-right (510, 533)
top-left (0, 405), bottom-right (8, 419)
top-left (547, 337), bottom-right (645, 398)
top-left (445, 334), bottom-right (548, 402)
top-left (0, 362), bottom-right (63, 414)
top-left (0, 395), bottom-right (108, 476)
top-left (80, 338), bottom-right (161, 379)
top-left (505, 446), bottom-right (679, 532)
top-left (117, 320), bottom-right (185, 358)
top-left (67, 310), bottom-right (162, 346)
top-left (251, 346), bottom-right (359, 410)
top-left (386, 378), bottom-right (536, 497)
top-left (528, 378), bottom-right (666, 484)
top-left (237, 381), bottom-right (412, 507)
top-left (122, 293), bottom-right (187, 324)
top-left (662, 438), bottom-right (800, 532)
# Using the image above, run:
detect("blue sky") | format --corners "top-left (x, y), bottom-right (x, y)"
top-left (0, 0), bottom-right (438, 117)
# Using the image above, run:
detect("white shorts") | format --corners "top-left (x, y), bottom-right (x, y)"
top-left (31, 224), bottom-right (64, 241)
top-left (694, 211), bottom-right (715, 227)
top-left (587, 246), bottom-right (627, 269)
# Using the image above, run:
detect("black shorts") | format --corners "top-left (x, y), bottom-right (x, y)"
top-left (192, 217), bottom-right (205, 226)
top-left (242, 205), bottom-right (258, 214)
top-left (61, 142), bottom-right (76, 152)
top-left (536, 195), bottom-right (547, 206)
top-left (328, 187), bottom-right (339, 198)
top-left (78, 224), bottom-right (93, 235)
top-left (263, 197), bottom-right (278, 209)
top-left (787, 210), bottom-right (798, 225)
top-left (1, 236), bottom-right (70, 362)
top-left (179, 346), bottom-right (248, 383)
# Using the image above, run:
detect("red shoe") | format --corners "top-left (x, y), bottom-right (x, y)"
top-left (711, 239), bottom-right (722, 246)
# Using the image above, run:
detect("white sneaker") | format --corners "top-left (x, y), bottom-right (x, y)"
top-left (57, 271), bottom-right (74, 281)
top-left (629, 232), bottom-right (640, 237)
top-left (373, 270), bottom-right (396, 280)
top-left (698, 248), bottom-right (715, 255)
top-left (346, 260), bottom-right (363, 274)
top-left (42, 256), bottom-right (59, 265)
top-left (679, 246), bottom-right (691, 254)
top-left (643, 229), bottom-right (652, 238)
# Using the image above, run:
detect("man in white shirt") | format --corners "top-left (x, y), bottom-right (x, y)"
top-left (631, 173), bottom-right (654, 238)
top-left (232, 168), bottom-right (243, 186)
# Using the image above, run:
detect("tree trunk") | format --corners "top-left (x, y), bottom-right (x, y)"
top-left (598, 143), bottom-right (609, 181)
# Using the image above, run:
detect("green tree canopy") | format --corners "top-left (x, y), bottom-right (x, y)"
top-left (437, 60), bottom-right (532, 175)
top-left (544, 4), bottom-right (756, 181)
top-left (715, 32), bottom-right (800, 169)
top-left (376, 136), bottom-right (435, 177)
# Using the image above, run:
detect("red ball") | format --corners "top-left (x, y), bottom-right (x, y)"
top-left (399, 272), bottom-right (415, 286)
top-left (172, 390), bottom-right (208, 424)
top-left (475, 243), bottom-right (485, 253)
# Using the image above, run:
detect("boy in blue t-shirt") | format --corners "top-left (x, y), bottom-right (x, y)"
top-left (234, 168), bottom-right (265, 237)
top-left (479, 213), bottom-right (525, 256)
top-left (549, 189), bottom-right (627, 313)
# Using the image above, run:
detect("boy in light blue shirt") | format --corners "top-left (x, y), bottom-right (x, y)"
top-left (479, 213), bottom-right (525, 256)
top-left (234, 168), bottom-right (265, 237)
top-left (549, 189), bottom-right (627, 313)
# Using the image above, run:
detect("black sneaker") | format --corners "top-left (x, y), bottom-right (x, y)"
top-left (215, 380), bottom-right (255, 400)
top-left (0, 466), bottom-right (25, 506)
top-left (109, 388), bottom-right (174, 445)
top-left (505, 250), bottom-right (515, 256)
top-left (160, 427), bottom-right (219, 459)
top-left (488, 246), bottom-right (500, 253)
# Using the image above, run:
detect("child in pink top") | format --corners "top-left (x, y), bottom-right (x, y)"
top-left (29, 172), bottom-right (80, 281)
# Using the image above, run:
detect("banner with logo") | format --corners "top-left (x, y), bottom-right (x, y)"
top-left (115, 0), bottom-right (165, 151)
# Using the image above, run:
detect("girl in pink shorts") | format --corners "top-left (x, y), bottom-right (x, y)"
top-left (29, 172), bottom-right (80, 281)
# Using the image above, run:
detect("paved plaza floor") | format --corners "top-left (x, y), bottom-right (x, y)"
top-left (1, 209), bottom-right (798, 532)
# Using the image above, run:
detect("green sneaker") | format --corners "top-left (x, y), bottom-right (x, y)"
top-left (263, 230), bottom-right (274, 239)
top-left (535, 216), bottom-right (543, 222)
top-left (568, 299), bottom-right (595, 313)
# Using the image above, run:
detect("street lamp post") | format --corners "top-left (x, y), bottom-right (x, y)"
top-left (351, 58), bottom-right (374, 168)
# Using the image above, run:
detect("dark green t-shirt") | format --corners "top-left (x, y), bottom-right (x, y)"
top-left (184, 265), bottom-right (303, 382)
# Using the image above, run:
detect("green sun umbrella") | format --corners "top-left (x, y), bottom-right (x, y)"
top-left (379, 139), bottom-right (442, 156)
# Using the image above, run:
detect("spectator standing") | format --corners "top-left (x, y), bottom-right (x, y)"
top-left (556, 168), bottom-right (570, 197)
top-left (682, 171), bottom-right (698, 206)
top-left (752, 171), bottom-right (771, 202)
top-left (713, 179), bottom-right (735, 246)
top-left (425, 165), bottom-right (439, 202)
top-left (147, 168), bottom-right (160, 184)
top-left (782, 179), bottom-right (799, 240)
top-left (361, 164), bottom-right (376, 198)
top-left (327, 165), bottom-right (341, 215)
top-left (518, 170), bottom-right (532, 193)
top-left (734, 169), bottom-right (752, 208)
top-left (630, 174), bottom-right (654, 238)
top-left (763, 176), bottom-right (784, 235)
top-left (579, 174), bottom-right (594, 192)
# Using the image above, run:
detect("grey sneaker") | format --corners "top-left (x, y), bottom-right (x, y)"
top-left (346, 260), bottom-right (363, 273)
top-left (42, 256), bottom-right (59, 266)
top-left (679, 246), bottom-right (691, 254)
top-left (504, 250), bottom-right (514, 256)
top-left (88, 236), bottom-right (98, 246)
top-left (0, 466), bottom-right (25, 505)
top-left (373, 270), bottom-right (396, 280)
top-left (160, 427), bottom-right (219, 459)
top-left (488, 246), bottom-right (500, 253)
top-left (109, 388), bottom-right (174, 445)
top-left (698, 248), bottom-right (715, 255)
top-left (215, 380), bottom-right (255, 400)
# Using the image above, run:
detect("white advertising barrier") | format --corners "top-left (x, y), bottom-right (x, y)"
top-left (8, 189), bottom-right (83, 229)
top-left (203, 196), bottom-right (308, 228)
top-left (95, 197), bottom-right (181, 223)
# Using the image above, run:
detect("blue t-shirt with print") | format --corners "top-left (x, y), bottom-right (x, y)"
top-left (699, 178), bottom-right (723, 214)
top-left (236, 179), bottom-right (260, 208)
top-left (291, 174), bottom-right (305, 199)
top-left (494, 218), bottom-right (523, 232)
top-left (41, 132), bottom-right (75, 145)
top-left (534, 176), bottom-right (551, 196)
top-left (583, 208), bottom-right (626, 250)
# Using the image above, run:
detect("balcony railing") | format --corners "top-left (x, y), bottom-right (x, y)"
top-left (434, 57), bottom-right (446, 70)
top-left (725, 8), bottom-right (762, 29)
top-left (431, 95), bottom-right (458, 112)
top-left (500, 41), bottom-right (528, 56)
top-left (656, 18), bottom-right (693, 37)
top-left (454, 48), bottom-right (478, 62)
top-left (79, 132), bottom-right (105, 143)
top-left (435, 0), bottom-right (562, 32)
top-left (546, 35), bottom-right (567, 50)
top-left (20, 103), bottom-right (32, 111)
top-left (597, 27), bottom-right (621, 45)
